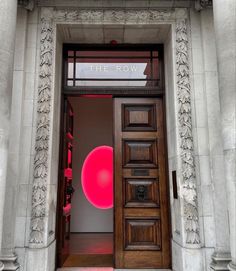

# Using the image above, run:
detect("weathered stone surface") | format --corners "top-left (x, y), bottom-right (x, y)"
top-left (213, 0), bottom-right (236, 269)
top-left (0, 1), bottom-right (234, 271)
top-left (0, 0), bottom-right (18, 269)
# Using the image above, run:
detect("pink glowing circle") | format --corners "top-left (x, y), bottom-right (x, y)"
top-left (81, 145), bottom-right (113, 209)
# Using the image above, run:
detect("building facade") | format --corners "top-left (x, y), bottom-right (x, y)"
top-left (0, 0), bottom-right (235, 270)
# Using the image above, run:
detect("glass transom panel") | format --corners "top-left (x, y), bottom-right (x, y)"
top-left (65, 50), bottom-right (160, 87)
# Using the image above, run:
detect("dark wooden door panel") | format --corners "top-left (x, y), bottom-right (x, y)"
top-left (114, 98), bottom-right (171, 269)
top-left (124, 178), bottom-right (160, 207)
top-left (122, 139), bottom-right (158, 168)
top-left (124, 252), bottom-right (163, 269)
top-left (125, 218), bottom-right (161, 250)
top-left (122, 103), bottom-right (157, 131)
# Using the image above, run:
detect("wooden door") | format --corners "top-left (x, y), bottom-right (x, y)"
top-left (56, 98), bottom-right (74, 267)
top-left (114, 98), bottom-right (171, 269)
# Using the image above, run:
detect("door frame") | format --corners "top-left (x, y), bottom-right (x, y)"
top-left (56, 96), bottom-right (74, 267)
top-left (56, 94), bottom-right (171, 268)
top-left (56, 44), bottom-right (171, 268)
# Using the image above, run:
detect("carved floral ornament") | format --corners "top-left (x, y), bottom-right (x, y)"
top-left (53, 9), bottom-right (176, 23)
top-left (176, 18), bottom-right (200, 244)
top-left (29, 7), bottom-right (200, 247)
top-left (29, 9), bottom-right (53, 247)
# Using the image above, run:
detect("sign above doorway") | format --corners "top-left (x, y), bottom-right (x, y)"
top-left (64, 47), bottom-right (161, 87)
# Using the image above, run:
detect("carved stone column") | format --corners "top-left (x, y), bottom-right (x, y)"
top-left (0, 0), bottom-right (18, 270)
top-left (212, 1), bottom-right (236, 270)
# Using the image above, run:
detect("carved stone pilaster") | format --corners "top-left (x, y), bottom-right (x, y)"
top-left (176, 17), bottom-right (200, 245)
top-left (29, 8), bottom-right (54, 247)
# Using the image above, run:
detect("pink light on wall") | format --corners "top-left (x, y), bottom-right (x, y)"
top-left (81, 145), bottom-right (113, 209)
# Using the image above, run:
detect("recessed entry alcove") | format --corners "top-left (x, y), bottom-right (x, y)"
top-left (55, 20), bottom-right (175, 270)
top-left (59, 24), bottom-right (171, 44)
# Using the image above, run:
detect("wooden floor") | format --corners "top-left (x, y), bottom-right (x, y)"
top-left (63, 233), bottom-right (113, 267)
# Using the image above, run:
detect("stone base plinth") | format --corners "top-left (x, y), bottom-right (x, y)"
top-left (0, 254), bottom-right (19, 270)
top-left (210, 252), bottom-right (231, 270)
top-left (228, 262), bottom-right (236, 271)
top-left (26, 240), bottom-right (56, 271)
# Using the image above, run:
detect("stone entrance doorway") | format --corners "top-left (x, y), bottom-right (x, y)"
top-left (56, 46), bottom-right (171, 268)
top-left (25, 7), bottom-right (202, 271)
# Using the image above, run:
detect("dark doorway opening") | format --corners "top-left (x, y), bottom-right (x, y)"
top-left (57, 96), bottom-right (114, 268)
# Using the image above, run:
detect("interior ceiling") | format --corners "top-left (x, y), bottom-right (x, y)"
top-left (59, 24), bottom-right (171, 44)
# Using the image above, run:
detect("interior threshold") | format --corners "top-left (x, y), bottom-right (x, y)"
top-left (62, 233), bottom-right (113, 267)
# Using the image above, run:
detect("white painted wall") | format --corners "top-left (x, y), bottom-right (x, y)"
top-left (69, 97), bottom-right (113, 233)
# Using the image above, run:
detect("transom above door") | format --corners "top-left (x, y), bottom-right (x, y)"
top-left (63, 44), bottom-right (164, 96)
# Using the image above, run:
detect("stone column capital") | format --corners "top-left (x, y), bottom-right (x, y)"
top-left (195, 0), bottom-right (213, 11)
top-left (18, 0), bottom-right (35, 11)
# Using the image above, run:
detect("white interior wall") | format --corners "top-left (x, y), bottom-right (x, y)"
top-left (69, 97), bottom-right (113, 233)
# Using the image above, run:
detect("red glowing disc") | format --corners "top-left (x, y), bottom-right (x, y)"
top-left (81, 146), bottom-right (113, 209)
